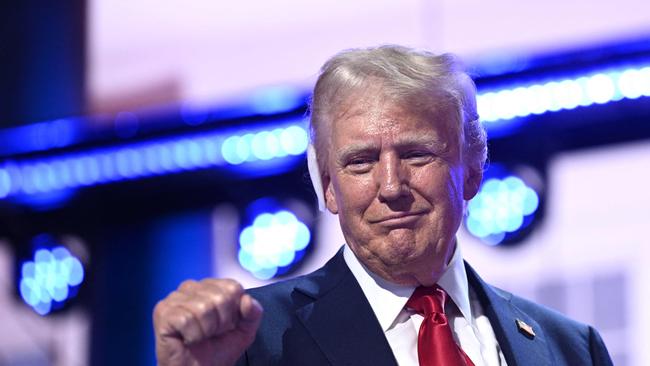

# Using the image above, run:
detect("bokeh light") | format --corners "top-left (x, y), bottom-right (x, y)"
top-left (222, 125), bottom-right (308, 165)
top-left (0, 122), bottom-right (308, 201)
top-left (19, 246), bottom-right (85, 315)
top-left (249, 86), bottom-right (304, 115)
top-left (478, 65), bottom-right (650, 123)
top-left (238, 210), bottom-right (311, 280)
top-left (466, 176), bottom-right (539, 245)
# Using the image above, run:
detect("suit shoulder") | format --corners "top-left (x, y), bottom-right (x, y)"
top-left (509, 291), bottom-right (589, 332)
top-left (509, 290), bottom-right (613, 364)
top-left (245, 248), bottom-right (347, 307)
top-left (467, 263), bottom-right (613, 365)
top-left (489, 285), bottom-right (590, 332)
top-left (493, 286), bottom-right (612, 359)
top-left (246, 275), bottom-right (304, 307)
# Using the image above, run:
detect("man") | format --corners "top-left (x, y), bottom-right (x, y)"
top-left (153, 45), bottom-right (613, 366)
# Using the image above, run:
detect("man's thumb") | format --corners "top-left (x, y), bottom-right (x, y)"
top-left (238, 294), bottom-right (263, 333)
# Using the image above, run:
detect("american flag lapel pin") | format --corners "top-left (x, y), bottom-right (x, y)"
top-left (515, 319), bottom-right (535, 339)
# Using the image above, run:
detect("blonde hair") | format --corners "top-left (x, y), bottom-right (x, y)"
top-left (308, 45), bottom-right (487, 175)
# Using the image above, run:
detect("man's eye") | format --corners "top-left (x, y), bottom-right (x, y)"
top-left (346, 158), bottom-right (374, 172)
top-left (404, 151), bottom-right (432, 160)
top-left (349, 158), bottom-right (371, 165)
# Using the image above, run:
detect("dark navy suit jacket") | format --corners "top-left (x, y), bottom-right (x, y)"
top-left (237, 249), bottom-right (613, 365)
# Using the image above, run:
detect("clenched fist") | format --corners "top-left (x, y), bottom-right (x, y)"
top-left (153, 279), bottom-right (263, 366)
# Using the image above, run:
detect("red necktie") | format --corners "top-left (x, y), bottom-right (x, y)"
top-left (406, 286), bottom-right (475, 366)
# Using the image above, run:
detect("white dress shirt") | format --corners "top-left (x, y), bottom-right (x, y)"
top-left (343, 243), bottom-right (508, 366)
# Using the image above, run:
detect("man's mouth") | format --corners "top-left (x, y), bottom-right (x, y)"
top-left (371, 212), bottom-right (426, 226)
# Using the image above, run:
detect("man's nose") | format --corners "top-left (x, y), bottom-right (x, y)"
top-left (376, 155), bottom-right (409, 202)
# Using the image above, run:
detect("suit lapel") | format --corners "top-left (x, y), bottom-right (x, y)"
top-left (293, 250), bottom-right (398, 366)
top-left (466, 263), bottom-right (554, 366)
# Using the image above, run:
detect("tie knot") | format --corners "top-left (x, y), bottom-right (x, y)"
top-left (406, 285), bottom-right (447, 316)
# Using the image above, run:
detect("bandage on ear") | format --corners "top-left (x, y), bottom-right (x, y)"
top-left (307, 144), bottom-right (326, 211)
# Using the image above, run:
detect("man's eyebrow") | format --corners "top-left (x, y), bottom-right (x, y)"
top-left (394, 134), bottom-right (449, 152)
top-left (335, 143), bottom-right (379, 161)
top-left (334, 134), bottom-right (449, 161)
top-left (379, 131), bottom-right (451, 156)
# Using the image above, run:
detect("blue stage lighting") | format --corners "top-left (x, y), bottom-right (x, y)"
top-left (81, 156), bottom-right (101, 185)
top-left (221, 135), bottom-right (244, 165)
top-left (19, 246), bottom-right (85, 315)
top-left (172, 141), bottom-right (191, 170)
top-left (466, 176), bottom-right (539, 245)
top-left (238, 209), bottom-right (311, 280)
top-left (0, 168), bottom-right (10, 198)
top-left (0, 118), bottom-right (80, 156)
top-left (249, 86), bottom-right (304, 115)
top-left (219, 124), bottom-right (309, 167)
top-left (186, 140), bottom-right (205, 168)
top-left (33, 163), bottom-right (56, 192)
top-left (251, 131), bottom-right (278, 160)
top-left (95, 153), bottom-right (115, 181)
top-left (270, 129), bottom-right (288, 158)
top-left (478, 64), bottom-right (650, 124)
top-left (618, 67), bottom-right (650, 99)
top-left (585, 74), bottom-right (616, 104)
top-left (0, 121), bottom-right (309, 201)
top-left (237, 134), bottom-right (254, 163)
top-left (279, 125), bottom-right (309, 156)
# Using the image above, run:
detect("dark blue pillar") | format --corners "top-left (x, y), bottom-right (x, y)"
top-left (0, 0), bottom-right (85, 127)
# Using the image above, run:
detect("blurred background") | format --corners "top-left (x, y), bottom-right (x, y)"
top-left (1, 0), bottom-right (649, 365)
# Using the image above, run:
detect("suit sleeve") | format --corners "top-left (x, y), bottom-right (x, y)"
top-left (588, 326), bottom-right (613, 366)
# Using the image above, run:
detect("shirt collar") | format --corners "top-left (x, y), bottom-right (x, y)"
top-left (437, 241), bottom-right (473, 322)
top-left (343, 240), bottom-right (473, 332)
top-left (343, 245), bottom-right (413, 331)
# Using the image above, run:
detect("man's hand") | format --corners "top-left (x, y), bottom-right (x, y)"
top-left (153, 279), bottom-right (263, 366)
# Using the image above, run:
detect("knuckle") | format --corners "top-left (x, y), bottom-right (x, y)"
top-left (153, 300), bottom-right (168, 319)
top-left (221, 278), bottom-right (244, 296)
top-left (153, 297), bottom-right (180, 319)
top-left (193, 299), bottom-right (210, 314)
top-left (179, 279), bottom-right (198, 292)
top-left (152, 301), bottom-right (169, 327)
top-left (155, 305), bottom-right (192, 336)
top-left (171, 311), bottom-right (192, 330)
top-left (208, 292), bottom-right (226, 308)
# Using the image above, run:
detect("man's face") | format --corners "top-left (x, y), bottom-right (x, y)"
top-left (323, 92), bottom-right (480, 286)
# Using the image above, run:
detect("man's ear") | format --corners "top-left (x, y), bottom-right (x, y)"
top-left (307, 145), bottom-right (327, 211)
top-left (463, 165), bottom-right (483, 200)
top-left (323, 173), bottom-right (339, 214)
top-left (307, 144), bottom-right (338, 214)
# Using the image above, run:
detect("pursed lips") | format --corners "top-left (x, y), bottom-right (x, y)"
top-left (369, 211), bottom-right (427, 225)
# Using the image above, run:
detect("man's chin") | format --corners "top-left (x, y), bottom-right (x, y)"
top-left (383, 227), bottom-right (419, 245)
top-left (377, 240), bottom-right (423, 265)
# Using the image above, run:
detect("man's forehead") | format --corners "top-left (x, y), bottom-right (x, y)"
top-left (331, 101), bottom-right (457, 136)
top-left (334, 132), bottom-right (449, 155)
top-left (330, 85), bottom-right (389, 121)
top-left (333, 88), bottom-right (456, 122)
